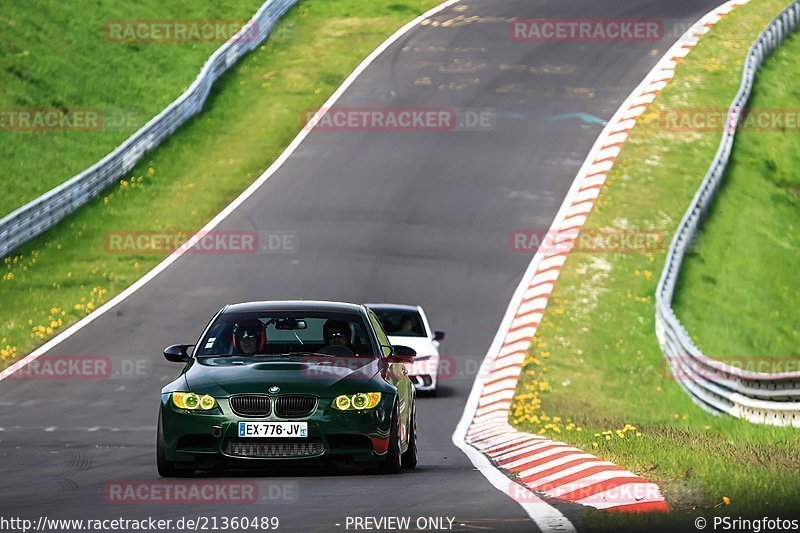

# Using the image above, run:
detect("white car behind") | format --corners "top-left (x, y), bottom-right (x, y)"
top-left (367, 303), bottom-right (445, 395)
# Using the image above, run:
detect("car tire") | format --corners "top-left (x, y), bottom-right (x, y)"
top-left (401, 400), bottom-right (417, 469)
top-left (157, 411), bottom-right (193, 478)
top-left (381, 403), bottom-right (402, 474)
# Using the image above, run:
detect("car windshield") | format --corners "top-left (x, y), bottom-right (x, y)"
top-left (196, 311), bottom-right (375, 357)
top-left (372, 308), bottom-right (426, 337)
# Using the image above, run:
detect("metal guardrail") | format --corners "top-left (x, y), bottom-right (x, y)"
top-left (0, 0), bottom-right (299, 259)
top-left (655, 1), bottom-right (800, 427)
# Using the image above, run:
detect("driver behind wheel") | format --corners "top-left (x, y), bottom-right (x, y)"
top-left (232, 319), bottom-right (266, 355)
top-left (322, 319), bottom-right (354, 353)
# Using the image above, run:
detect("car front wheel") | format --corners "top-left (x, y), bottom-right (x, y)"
top-left (381, 403), bottom-right (402, 474)
top-left (401, 400), bottom-right (417, 469)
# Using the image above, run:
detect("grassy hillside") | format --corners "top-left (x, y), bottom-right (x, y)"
top-left (673, 28), bottom-right (800, 365)
top-left (0, 0), bottom-right (265, 217)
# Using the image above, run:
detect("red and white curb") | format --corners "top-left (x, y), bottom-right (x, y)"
top-left (453, 0), bottom-right (749, 527)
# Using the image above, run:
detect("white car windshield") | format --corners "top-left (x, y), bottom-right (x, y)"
top-left (372, 309), bottom-right (426, 337)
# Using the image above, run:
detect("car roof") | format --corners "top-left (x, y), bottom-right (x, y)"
top-left (365, 303), bottom-right (421, 313)
top-left (222, 300), bottom-right (366, 314)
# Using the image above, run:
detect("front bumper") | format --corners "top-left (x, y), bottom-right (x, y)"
top-left (159, 394), bottom-right (394, 465)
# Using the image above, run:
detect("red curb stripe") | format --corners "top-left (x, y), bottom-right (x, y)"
top-left (494, 349), bottom-right (526, 361)
top-left (570, 195), bottom-right (596, 205)
top-left (555, 476), bottom-right (649, 501)
top-left (504, 449), bottom-right (585, 472)
top-left (476, 397), bottom-right (513, 410)
top-left (467, 429), bottom-right (502, 441)
top-left (486, 438), bottom-right (539, 455)
top-left (534, 264), bottom-right (563, 277)
top-left (578, 183), bottom-right (604, 193)
top-left (521, 279), bottom-right (556, 295)
top-left (605, 500), bottom-right (670, 513)
top-left (498, 444), bottom-right (571, 467)
top-left (562, 210), bottom-right (593, 224)
top-left (483, 373), bottom-right (519, 388)
top-left (584, 170), bottom-right (610, 179)
top-left (507, 315), bottom-right (544, 333)
top-left (511, 308), bottom-right (543, 323)
top-left (521, 458), bottom-right (612, 484)
top-left (599, 141), bottom-right (624, 151)
top-left (467, 427), bottom-right (508, 441)
top-left (529, 464), bottom-right (626, 491)
top-left (559, 224), bottom-right (584, 233)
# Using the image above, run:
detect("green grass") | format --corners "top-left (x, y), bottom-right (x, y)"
top-left (0, 0), bottom-right (441, 364)
top-left (506, 0), bottom-right (800, 527)
top-left (0, 0), bottom-right (276, 218)
top-left (672, 28), bottom-right (800, 365)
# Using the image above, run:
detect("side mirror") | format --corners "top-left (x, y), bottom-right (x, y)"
top-left (388, 345), bottom-right (416, 363)
top-left (164, 344), bottom-right (193, 362)
top-left (433, 331), bottom-right (445, 342)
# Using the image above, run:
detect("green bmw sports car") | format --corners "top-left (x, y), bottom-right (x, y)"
top-left (157, 301), bottom-right (418, 476)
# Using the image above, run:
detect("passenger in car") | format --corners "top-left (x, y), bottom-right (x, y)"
top-left (232, 320), bottom-right (266, 355)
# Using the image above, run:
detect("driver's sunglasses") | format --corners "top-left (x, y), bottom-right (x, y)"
top-left (327, 331), bottom-right (347, 339)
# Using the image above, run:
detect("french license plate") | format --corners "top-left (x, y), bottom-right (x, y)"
top-left (238, 421), bottom-right (308, 438)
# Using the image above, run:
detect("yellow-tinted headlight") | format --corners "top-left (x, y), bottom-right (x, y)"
top-left (331, 392), bottom-right (381, 410)
top-left (185, 393), bottom-right (199, 409)
top-left (352, 393), bottom-right (369, 409)
top-left (333, 395), bottom-right (351, 410)
top-left (199, 394), bottom-right (216, 410)
top-left (172, 392), bottom-right (216, 411)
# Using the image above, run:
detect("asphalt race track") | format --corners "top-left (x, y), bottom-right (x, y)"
top-left (0, 0), bottom-right (722, 531)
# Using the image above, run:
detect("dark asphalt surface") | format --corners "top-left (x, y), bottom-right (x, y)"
top-left (0, 0), bottom-right (722, 531)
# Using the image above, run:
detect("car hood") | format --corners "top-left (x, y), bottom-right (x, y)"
top-left (388, 336), bottom-right (438, 358)
top-left (184, 355), bottom-right (382, 397)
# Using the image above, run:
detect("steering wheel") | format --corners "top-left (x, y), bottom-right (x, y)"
top-left (317, 345), bottom-right (355, 355)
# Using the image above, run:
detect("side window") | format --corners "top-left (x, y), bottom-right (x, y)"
top-left (367, 310), bottom-right (391, 356)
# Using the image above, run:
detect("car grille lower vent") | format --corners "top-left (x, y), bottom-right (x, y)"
top-left (230, 395), bottom-right (271, 417)
top-left (275, 395), bottom-right (317, 418)
top-left (224, 438), bottom-right (324, 458)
